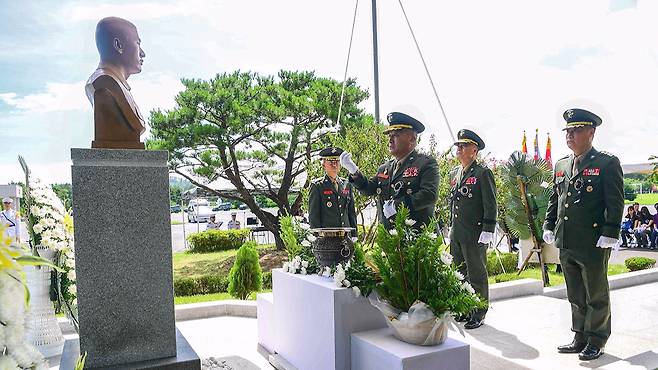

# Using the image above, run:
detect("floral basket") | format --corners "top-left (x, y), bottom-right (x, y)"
top-left (369, 294), bottom-right (462, 346)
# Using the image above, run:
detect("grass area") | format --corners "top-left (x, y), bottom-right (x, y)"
top-left (173, 290), bottom-right (272, 305)
top-left (489, 263), bottom-right (629, 286)
top-left (173, 244), bottom-right (275, 279)
top-left (625, 193), bottom-right (658, 205)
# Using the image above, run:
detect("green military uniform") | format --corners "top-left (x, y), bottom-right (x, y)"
top-left (544, 109), bottom-right (624, 350)
top-left (448, 129), bottom-right (497, 323)
top-left (308, 175), bottom-right (357, 234)
top-left (350, 112), bottom-right (439, 229)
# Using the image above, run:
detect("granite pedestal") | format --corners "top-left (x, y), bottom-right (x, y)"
top-left (269, 269), bottom-right (387, 370)
top-left (64, 149), bottom-right (199, 369)
top-left (351, 328), bottom-right (470, 370)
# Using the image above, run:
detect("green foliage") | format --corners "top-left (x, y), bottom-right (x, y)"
top-left (279, 215), bottom-right (319, 273)
top-left (432, 146), bottom-right (459, 229)
top-left (187, 229), bottom-right (251, 253)
top-left (486, 251), bottom-right (518, 275)
top-left (149, 70), bottom-right (371, 249)
top-left (340, 243), bottom-right (377, 297)
top-left (170, 184), bottom-right (183, 206)
top-left (370, 207), bottom-right (486, 316)
top-left (623, 178), bottom-right (638, 201)
top-left (625, 257), bottom-right (656, 272)
top-left (651, 155), bottom-right (658, 185)
top-left (262, 271), bottom-right (273, 290)
top-left (173, 274), bottom-right (229, 296)
top-left (228, 242), bottom-right (263, 300)
top-left (51, 183), bottom-right (72, 210)
top-left (500, 152), bottom-right (553, 240)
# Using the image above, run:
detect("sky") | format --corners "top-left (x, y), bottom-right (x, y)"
top-left (1, 0), bottom-right (657, 184)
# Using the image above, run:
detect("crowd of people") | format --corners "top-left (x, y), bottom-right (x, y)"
top-left (621, 202), bottom-right (658, 249)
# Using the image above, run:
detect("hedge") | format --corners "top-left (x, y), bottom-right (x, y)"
top-left (173, 272), bottom-right (273, 297)
top-left (486, 251), bottom-right (518, 276)
top-left (187, 229), bottom-right (251, 253)
top-left (625, 257), bottom-right (656, 272)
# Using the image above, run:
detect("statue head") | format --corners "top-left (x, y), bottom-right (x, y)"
top-left (95, 17), bottom-right (145, 78)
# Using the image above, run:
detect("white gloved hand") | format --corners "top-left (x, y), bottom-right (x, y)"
top-left (542, 230), bottom-right (555, 244)
top-left (596, 236), bottom-right (618, 249)
top-left (478, 231), bottom-right (494, 244)
top-left (383, 199), bottom-right (397, 219)
top-left (339, 151), bottom-right (359, 175)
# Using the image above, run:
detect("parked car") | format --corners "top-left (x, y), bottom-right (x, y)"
top-left (213, 202), bottom-right (232, 211)
top-left (238, 204), bottom-right (248, 210)
top-left (187, 205), bottom-right (214, 223)
top-left (170, 205), bottom-right (181, 213)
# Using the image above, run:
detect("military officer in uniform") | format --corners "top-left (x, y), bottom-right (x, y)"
top-left (340, 112), bottom-right (439, 229)
top-left (449, 129), bottom-right (497, 330)
top-left (309, 147), bottom-right (357, 235)
top-left (543, 109), bottom-right (623, 361)
top-left (1, 197), bottom-right (21, 243)
top-left (227, 212), bottom-right (241, 230)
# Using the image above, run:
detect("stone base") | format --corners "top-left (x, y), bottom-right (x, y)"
top-left (351, 328), bottom-right (470, 370)
top-left (270, 269), bottom-right (387, 370)
top-left (256, 293), bottom-right (275, 354)
top-left (59, 328), bottom-right (200, 370)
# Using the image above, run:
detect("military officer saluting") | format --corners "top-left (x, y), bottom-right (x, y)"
top-left (340, 112), bottom-right (439, 229)
top-left (1, 197), bottom-right (21, 243)
top-left (309, 147), bottom-right (357, 235)
top-left (449, 129), bottom-right (497, 330)
top-left (543, 109), bottom-right (623, 361)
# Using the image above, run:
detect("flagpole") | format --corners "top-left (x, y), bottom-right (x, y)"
top-left (372, 0), bottom-right (381, 123)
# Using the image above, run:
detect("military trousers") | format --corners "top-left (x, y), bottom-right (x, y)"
top-left (559, 248), bottom-right (611, 347)
top-left (450, 235), bottom-right (489, 320)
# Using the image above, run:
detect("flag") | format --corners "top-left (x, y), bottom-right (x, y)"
top-left (521, 130), bottom-right (527, 154)
top-left (545, 133), bottom-right (552, 166)
top-left (533, 128), bottom-right (540, 160)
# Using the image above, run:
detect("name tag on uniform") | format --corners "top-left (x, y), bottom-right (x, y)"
top-left (450, 179), bottom-right (456, 187)
top-left (377, 173), bottom-right (389, 179)
top-left (342, 188), bottom-right (350, 194)
top-left (556, 170), bottom-right (565, 177)
top-left (402, 167), bottom-right (419, 177)
top-left (583, 168), bottom-right (600, 176)
top-left (465, 177), bottom-right (477, 185)
top-left (323, 190), bottom-right (333, 195)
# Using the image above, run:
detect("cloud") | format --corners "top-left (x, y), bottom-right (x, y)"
top-left (541, 46), bottom-right (607, 70)
top-left (0, 81), bottom-right (89, 113)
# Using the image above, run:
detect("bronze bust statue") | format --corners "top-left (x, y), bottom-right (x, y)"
top-left (85, 17), bottom-right (146, 149)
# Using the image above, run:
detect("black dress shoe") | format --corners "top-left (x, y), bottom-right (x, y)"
top-left (464, 318), bottom-right (484, 329)
top-left (557, 340), bottom-right (587, 353)
top-left (579, 344), bottom-right (604, 361)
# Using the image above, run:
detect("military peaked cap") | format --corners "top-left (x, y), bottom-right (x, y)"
top-left (454, 129), bottom-right (485, 150)
top-left (383, 112), bottom-right (425, 134)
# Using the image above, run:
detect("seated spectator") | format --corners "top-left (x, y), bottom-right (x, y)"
top-left (620, 207), bottom-right (636, 248)
top-left (650, 203), bottom-right (658, 249)
top-left (207, 214), bottom-right (222, 230)
top-left (634, 206), bottom-right (653, 248)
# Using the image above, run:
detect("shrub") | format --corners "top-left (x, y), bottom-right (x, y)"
top-left (262, 271), bottom-right (273, 290)
top-left (625, 257), bottom-right (656, 272)
top-left (486, 251), bottom-right (518, 276)
top-left (187, 229), bottom-right (251, 253)
top-left (173, 274), bottom-right (229, 296)
top-left (228, 242), bottom-right (263, 300)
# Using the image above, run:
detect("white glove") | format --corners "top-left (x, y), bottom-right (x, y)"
top-left (542, 230), bottom-right (555, 244)
top-left (478, 231), bottom-right (493, 244)
top-left (383, 199), bottom-right (397, 219)
top-left (596, 236), bottom-right (618, 249)
top-left (339, 151), bottom-right (359, 174)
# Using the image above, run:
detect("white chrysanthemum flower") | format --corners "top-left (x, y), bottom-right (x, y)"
top-left (454, 270), bottom-right (465, 281)
top-left (0, 356), bottom-right (19, 370)
top-left (300, 267), bottom-right (307, 275)
top-left (461, 281), bottom-right (475, 294)
top-left (389, 229), bottom-right (398, 236)
top-left (306, 234), bottom-right (317, 242)
top-left (301, 240), bottom-right (311, 247)
top-left (299, 223), bottom-right (311, 230)
top-left (322, 266), bottom-right (332, 277)
top-left (343, 279), bottom-right (351, 287)
top-left (352, 286), bottom-right (361, 297)
top-left (67, 269), bottom-right (76, 281)
top-left (405, 219), bottom-right (416, 227)
top-left (301, 260), bottom-right (309, 268)
top-left (440, 251), bottom-right (453, 265)
top-left (428, 233), bottom-right (437, 240)
top-left (69, 284), bottom-right (77, 295)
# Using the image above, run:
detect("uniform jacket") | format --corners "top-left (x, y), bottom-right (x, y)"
top-left (449, 161), bottom-right (497, 241)
top-left (309, 175), bottom-right (357, 234)
top-left (543, 147), bottom-right (624, 250)
top-left (350, 150), bottom-right (439, 229)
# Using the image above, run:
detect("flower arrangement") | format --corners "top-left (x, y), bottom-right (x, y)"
top-left (280, 216), bottom-right (319, 275)
top-left (0, 223), bottom-right (58, 369)
top-left (20, 157), bottom-right (78, 332)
